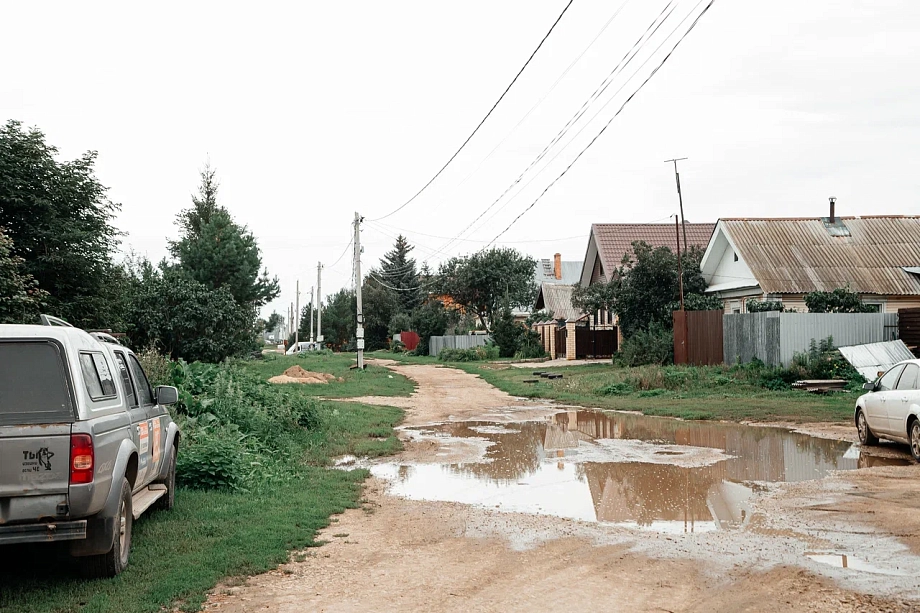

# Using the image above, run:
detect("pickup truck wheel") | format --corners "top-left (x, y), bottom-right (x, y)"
top-left (857, 410), bottom-right (879, 446)
top-left (81, 479), bottom-right (133, 578)
top-left (154, 444), bottom-right (177, 511)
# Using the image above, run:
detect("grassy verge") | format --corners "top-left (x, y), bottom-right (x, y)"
top-left (371, 349), bottom-right (857, 423)
top-left (0, 357), bottom-right (407, 613)
top-left (454, 362), bottom-right (857, 423)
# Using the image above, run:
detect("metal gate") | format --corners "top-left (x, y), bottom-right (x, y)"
top-left (555, 328), bottom-right (567, 358)
top-left (900, 308), bottom-right (920, 356)
top-left (574, 328), bottom-right (617, 358)
top-left (674, 310), bottom-right (724, 366)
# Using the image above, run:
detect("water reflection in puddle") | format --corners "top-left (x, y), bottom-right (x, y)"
top-left (373, 410), bottom-right (912, 531)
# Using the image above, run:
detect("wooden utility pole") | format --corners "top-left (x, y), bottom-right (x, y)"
top-left (675, 215), bottom-right (684, 311)
top-left (316, 263), bottom-right (323, 346)
top-left (665, 157), bottom-right (689, 250)
top-left (309, 285), bottom-right (315, 343)
top-left (294, 280), bottom-right (300, 348)
top-left (354, 212), bottom-right (365, 369)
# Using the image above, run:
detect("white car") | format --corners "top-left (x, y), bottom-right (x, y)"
top-left (855, 358), bottom-right (920, 461)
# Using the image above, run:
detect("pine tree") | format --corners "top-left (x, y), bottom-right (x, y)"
top-left (379, 235), bottom-right (422, 312)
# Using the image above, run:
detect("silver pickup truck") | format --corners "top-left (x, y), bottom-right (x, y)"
top-left (0, 319), bottom-right (180, 577)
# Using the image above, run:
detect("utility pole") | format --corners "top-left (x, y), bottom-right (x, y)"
top-left (354, 212), bottom-right (365, 369)
top-left (665, 157), bottom-right (689, 251)
top-left (309, 285), bottom-right (315, 344)
top-left (674, 215), bottom-right (684, 311)
top-left (294, 280), bottom-right (300, 349)
top-left (316, 263), bottom-right (323, 346)
top-left (289, 303), bottom-right (294, 338)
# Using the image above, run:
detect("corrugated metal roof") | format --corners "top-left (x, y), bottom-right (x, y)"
top-left (722, 216), bottom-right (920, 295)
top-left (535, 260), bottom-right (581, 285)
top-left (592, 223), bottom-right (716, 277)
top-left (838, 340), bottom-right (916, 381)
top-left (534, 283), bottom-right (582, 321)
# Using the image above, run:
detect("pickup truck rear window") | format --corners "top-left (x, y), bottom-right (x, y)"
top-left (0, 341), bottom-right (75, 426)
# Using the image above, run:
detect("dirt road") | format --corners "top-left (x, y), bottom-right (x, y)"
top-left (206, 361), bottom-right (920, 612)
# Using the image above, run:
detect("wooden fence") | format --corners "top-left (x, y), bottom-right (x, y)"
top-left (673, 310), bottom-right (724, 366)
top-left (900, 308), bottom-right (920, 356)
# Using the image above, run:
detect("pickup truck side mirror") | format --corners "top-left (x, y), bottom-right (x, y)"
top-left (155, 385), bottom-right (179, 405)
top-left (862, 382), bottom-right (876, 392)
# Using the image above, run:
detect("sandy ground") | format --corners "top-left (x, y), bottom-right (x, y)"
top-left (204, 360), bottom-right (920, 613)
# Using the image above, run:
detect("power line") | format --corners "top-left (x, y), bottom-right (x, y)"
top-left (424, 1), bottom-right (679, 260)
top-left (369, 0), bottom-right (576, 222)
top-left (487, 0), bottom-right (717, 246)
top-left (416, 0), bottom-right (634, 218)
top-left (367, 220), bottom-right (588, 245)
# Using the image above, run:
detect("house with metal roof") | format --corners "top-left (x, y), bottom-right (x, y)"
top-left (700, 209), bottom-right (920, 314)
top-left (578, 222), bottom-right (717, 286)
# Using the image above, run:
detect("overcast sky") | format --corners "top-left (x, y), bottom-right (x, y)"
top-left (3, 0), bottom-right (918, 320)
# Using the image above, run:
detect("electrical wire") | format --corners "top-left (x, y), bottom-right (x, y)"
top-left (417, 0), bottom-right (634, 218)
top-left (368, 220), bottom-right (588, 245)
top-left (369, 0), bottom-right (576, 222)
top-left (422, 1), bottom-right (679, 261)
top-left (486, 0), bottom-right (717, 246)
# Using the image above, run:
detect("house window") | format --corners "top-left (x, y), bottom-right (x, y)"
top-left (862, 302), bottom-right (882, 313)
top-left (733, 251), bottom-right (739, 262)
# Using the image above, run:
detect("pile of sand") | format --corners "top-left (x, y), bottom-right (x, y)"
top-left (269, 365), bottom-right (343, 385)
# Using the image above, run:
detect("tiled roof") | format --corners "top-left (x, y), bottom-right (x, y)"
top-left (534, 283), bottom-right (582, 321)
top-left (722, 216), bottom-right (920, 295)
top-left (592, 222), bottom-right (716, 274)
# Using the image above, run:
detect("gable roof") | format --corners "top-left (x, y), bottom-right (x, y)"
top-left (704, 216), bottom-right (920, 295)
top-left (535, 259), bottom-right (581, 285)
top-left (580, 222), bottom-right (716, 285)
top-left (534, 283), bottom-right (582, 321)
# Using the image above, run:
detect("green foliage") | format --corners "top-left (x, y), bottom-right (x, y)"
top-left (789, 336), bottom-right (864, 382)
top-left (134, 347), bottom-right (172, 387)
top-left (127, 262), bottom-right (256, 363)
top-left (169, 164), bottom-right (280, 308)
top-left (437, 344), bottom-right (499, 362)
top-left (804, 286), bottom-right (877, 313)
top-left (388, 311), bottom-right (413, 335)
top-left (0, 227), bottom-right (47, 323)
top-left (670, 292), bottom-right (724, 312)
top-left (571, 279), bottom-right (617, 315)
top-left (379, 234), bottom-right (423, 313)
top-left (389, 339), bottom-right (406, 353)
top-left (0, 120), bottom-right (124, 328)
top-left (489, 301), bottom-right (520, 358)
top-left (746, 299), bottom-right (786, 313)
top-left (618, 324), bottom-right (673, 366)
top-left (411, 299), bottom-right (449, 356)
top-left (265, 311), bottom-right (283, 334)
top-left (596, 382), bottom-right (633, 396)
top-left (321, 288), bottom-right (357, 349)
top-left (437, 247), bottom-right (537, 330)
top-left (361, 277), bottom-right (398, 351)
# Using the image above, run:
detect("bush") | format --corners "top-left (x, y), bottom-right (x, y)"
top-left (437, 343), bottom-right (499, 362)
top-left (389, 339), bottom-right (406, 353)
top-left (135, 347), bottom-right (172, 387)
top-left (746, 299), bottom-right (785, 313)
top-left (619, 325), bottom-right (673, 366)
top-left (597, 382), bottom-right (633, 396)
top-left (175, 419), bottom-right (248, 490)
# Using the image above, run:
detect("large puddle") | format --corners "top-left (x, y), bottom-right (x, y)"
top-left (372, 410), bottom-right (912, 532)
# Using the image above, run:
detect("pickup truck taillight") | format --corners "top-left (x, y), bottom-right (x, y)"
top-left (70, 434), bottom-right (94, 485)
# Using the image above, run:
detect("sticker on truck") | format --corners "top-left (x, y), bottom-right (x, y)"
top-left (152, 419), bottom-right (161, 463)
top-left (138, 421), bottom-right (149, 454)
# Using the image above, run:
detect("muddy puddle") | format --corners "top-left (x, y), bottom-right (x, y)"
top-left (373, 409), bottom-right (912, 532)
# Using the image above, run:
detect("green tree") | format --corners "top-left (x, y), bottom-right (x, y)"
top-left (0, 120), bottom-right (123, 327)
top-left (361, 275), bottom-right (399, 351)
top-left (128, 262), bottom-right (255, 362)
top-left (804, 286), bottom-right (876, 313)
top-left (489, 301), bottom-right (519, 358)
top-left (378, 235), bottom-right (422, 312)
top-left (0, 228), bottom-right (47, 323)
top-left (573, 242), bottom-right (717, 338)
top-left (437, 248), bottom-right (537, 330)
top-left (321, 289), bottom-right (357, 349)
top-left (169, 164), bottom-right (280, 308)
top-left (411, 299), bottom-right (448, 355)
top-left (265, 311), bottom-right (283, 334)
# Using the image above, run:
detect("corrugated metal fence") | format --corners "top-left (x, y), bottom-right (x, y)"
top-left (674, 310), bottom-right (724, 365)
top-left (429, 335), bottom-right (493, 357)
top-left (724, 312), bottom-right (899, 366)
top-left (899, 308), bottom-right (920, 356)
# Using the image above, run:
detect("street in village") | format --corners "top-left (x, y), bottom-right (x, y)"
top-left (205, 361), bottom-right (920, 612)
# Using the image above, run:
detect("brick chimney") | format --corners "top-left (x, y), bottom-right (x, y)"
top-left (554, 253), bottom-right (562, 280)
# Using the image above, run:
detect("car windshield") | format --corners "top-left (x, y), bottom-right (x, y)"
top-left (0, 341), bottom-right (75, 426)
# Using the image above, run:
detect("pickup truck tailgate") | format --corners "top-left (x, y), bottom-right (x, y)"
top-left (0, 339), bottom-right (76, 524)
top-left (0, 424), bottom-right (73, 523)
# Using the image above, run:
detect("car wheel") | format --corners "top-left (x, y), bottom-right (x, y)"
top-left (81, 478), bottom-right (133, 578)
top-left (154, 444), bottom-right (177, 511)
top-left (910, 420), bottom-right (920, 462)
top-left (857, 410), bottom-right (879, 446)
